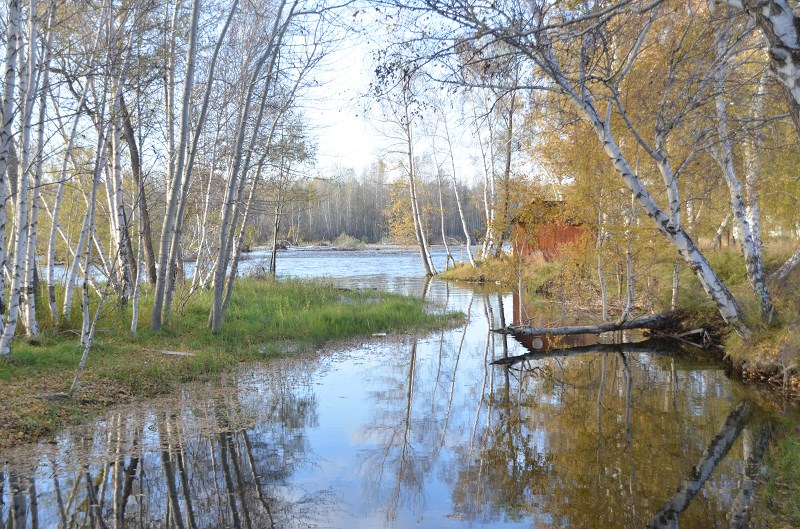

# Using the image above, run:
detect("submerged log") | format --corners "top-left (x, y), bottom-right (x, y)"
top-left (492, 339), bottom-right (679, 366)
top-left (494, 311), bottom-right (680, 337)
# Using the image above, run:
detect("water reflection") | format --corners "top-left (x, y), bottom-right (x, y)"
top-left (1, 366), bottom-right (329, 529)
top-left (0, 271), bottom-right (786, 528)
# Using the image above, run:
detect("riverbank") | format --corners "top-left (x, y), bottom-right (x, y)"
top-left (0, 277), bottom-right (457, 451)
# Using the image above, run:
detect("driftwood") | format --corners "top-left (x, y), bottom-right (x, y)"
top-left (493, 312), bottom-right (679, 337)
top-left (492, 339), bottom-right (679, 367)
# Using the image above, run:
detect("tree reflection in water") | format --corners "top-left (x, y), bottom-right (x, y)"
top-left (0, 283), bottom-right (782, 529)
top-left (0, 365), bottom-right (333, 529)
top-left (448, 336), bottom-right (760, 529)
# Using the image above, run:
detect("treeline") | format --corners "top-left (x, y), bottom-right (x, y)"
top-left (247, 161), bottom-right (486, 245)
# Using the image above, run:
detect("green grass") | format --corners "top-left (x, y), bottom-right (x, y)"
top-left (0, 277), bottom-right (457, 448)
top-left (763, 424), bottom-right (800, 527)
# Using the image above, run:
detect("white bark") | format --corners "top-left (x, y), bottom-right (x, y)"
top-left (62, 198), bottom-right (92, 322)
top-left (0, 3), bottom-right (38, 355)
top-left (614, 192), bottom-right (635, 326)
top-left (440, 112), bottom-right (476, 266)
top-left (210, 0), bottom-right (297, 333)
top-left (773, 247), bottom-right (800, 283)
top-left (131, 192), bottom-right (143, 335)
top-left (0, 0), bottom-right (20, 326)
top-left (744, 71), bottom-right (767, 249)
top-left (713, 53), bottom-right (774, 319)
top-left (671, 261), bottom-right (680, 311)
top-left (22, 0), bottom-right (57, 336)
top-left (81, 136), bottom-right (108, 348)
top-left (407, 137), bottom-right (434, 276)
top-left (152, 0), bottom-right (202, 330)
top-left (708, 213), bottom-right (732, 250)
top-left (597, 206), bottom-right (609, 321)
top-left (434, 164), bottom-right (454, 268)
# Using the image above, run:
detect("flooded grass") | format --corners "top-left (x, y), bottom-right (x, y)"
top-left (439, 256), bottom-right (558, 292)
top-left (0, 278), bottom-right (456, 449)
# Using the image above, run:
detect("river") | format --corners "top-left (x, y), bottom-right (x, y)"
top-left (0, 246), bottom-right (789, 528)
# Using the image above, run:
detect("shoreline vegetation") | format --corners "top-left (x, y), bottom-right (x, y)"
top-left (0, 277), bottom-right (458, 451)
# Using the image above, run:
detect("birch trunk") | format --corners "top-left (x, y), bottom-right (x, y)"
top-left (269, 203), bottom-right (281, 275)
top-left (62, 198), bottom-right (92, 322)
top-left (597, 207), bottom-right (609, 321)
top-left (407, 146), bottom-right (433, 276)
top-left (131, 192), bottom-right (143, 335)
top-left (0, 4), bottom-right (37, 354)
top-left (713, 59), bottom-right (774, 319)
top-left (22, 0), bottom-right (57, 336)
top-left (210, 0), bottom-right (296, 333)
top-left (773, 247), bottom-right (800, 283)
top-left (109, 116), bottom-right (133, 302)
top-left (441, 114), bottom-right (476, 266)
top-left (744, 71), bottom-right (767, 250)
top-left (434, 165), bottom-right (454, 269)
top-left (708, 213), bottom-right (731, 250)
top-left (0, 0), bottom-right (20, 328)
top-left (470, 95), bottom-right (496, 259)
top-left (614, 193), bottom-right (635, 326)
top-left (189, 131), bottom-right (220, 291)
top-left (402, 86), bottom-right (434, 276)
top-left (81, 128), bottom-right (109, 347)
top-left (152, 0), bottom-right (201, 330)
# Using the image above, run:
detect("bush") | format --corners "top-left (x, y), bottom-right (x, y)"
top-left (333, 233), bottom-right (366, 249)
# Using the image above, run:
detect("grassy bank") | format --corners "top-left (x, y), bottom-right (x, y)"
top-left (0, 278), bottom-right (456, 450)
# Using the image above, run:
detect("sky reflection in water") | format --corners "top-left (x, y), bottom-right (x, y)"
top-left (0, 247), bottom-right (767, 528)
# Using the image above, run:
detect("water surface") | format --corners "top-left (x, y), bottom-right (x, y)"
top-left (0, 248), bottom-right (782, 528)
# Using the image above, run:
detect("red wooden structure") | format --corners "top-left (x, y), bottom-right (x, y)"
top-left (511, 201), bottom-right (586, 262)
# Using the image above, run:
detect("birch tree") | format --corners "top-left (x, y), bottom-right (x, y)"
top-left (715, 0), bottom-right (800, 281)
top-left (0, 0), bottom-right (39, 354)
top-left (151, 0), bottom-right (203, 330)
top-left (382, 0), bottom-right (753, 335)
top-left (209, 0), bottom-right (301, 332)
top-left (373, 58), bottom-right (436, 276)
top-left (0, 0), bottom-right (22, 332)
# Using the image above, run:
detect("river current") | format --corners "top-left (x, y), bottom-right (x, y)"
top-left (0, 246), bottom-right (785, 528)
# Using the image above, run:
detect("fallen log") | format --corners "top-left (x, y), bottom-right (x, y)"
top-left (493, 311), bottom-right (680, 337)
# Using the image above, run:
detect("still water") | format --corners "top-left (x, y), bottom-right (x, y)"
top-left (0, 247), bottom-right (784, 528)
